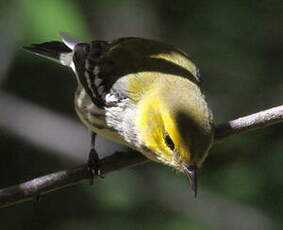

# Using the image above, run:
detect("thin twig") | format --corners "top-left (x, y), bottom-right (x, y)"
top-left (214, 105), bottom-right (283, 141)
top-left (0, 105), bottom-right (282, 208)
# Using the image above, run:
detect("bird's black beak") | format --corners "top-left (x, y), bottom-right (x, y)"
top-left (183, 165), bottom-right (198, 198)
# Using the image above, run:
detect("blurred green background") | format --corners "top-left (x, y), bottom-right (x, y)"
top-left (0, 0), bottom-right (282, 229)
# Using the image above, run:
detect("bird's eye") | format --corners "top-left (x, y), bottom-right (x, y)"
top-left (164, 133), bottom-right (175, 151)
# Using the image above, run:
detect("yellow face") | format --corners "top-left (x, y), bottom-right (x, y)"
top-left (135, 88), bottom-right (214, 197)
top-left (133, 71), bottom-right (215, 171)
top-left (135, 90), bottom-right (210, 170)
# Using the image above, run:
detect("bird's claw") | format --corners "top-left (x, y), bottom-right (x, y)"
top-left (88, 148), bottom-right (103, 184)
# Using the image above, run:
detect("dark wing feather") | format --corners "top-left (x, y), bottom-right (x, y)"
top-left (73, 42), bottom-right (108, 108)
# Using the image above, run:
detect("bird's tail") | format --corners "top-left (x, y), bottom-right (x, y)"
top-left (23, 32), bottom-right (82, 66)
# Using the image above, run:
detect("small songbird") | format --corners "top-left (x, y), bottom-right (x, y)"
top-left (24, 33), bottom-right (214, 197)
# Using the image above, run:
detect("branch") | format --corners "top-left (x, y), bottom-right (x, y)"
top-left (0, 105), bottom-right (282, 208)
top-left (0, 151), bottom-right (147, 208)
top-left (214, 105), bottom-right (283, 141)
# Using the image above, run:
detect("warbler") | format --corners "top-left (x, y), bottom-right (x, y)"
top-left (24, 33), bottom-right (214, 197)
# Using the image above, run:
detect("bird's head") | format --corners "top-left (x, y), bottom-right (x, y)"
top-left (135, 76), bottom-right (214, 196)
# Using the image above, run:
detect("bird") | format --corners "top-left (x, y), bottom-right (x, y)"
top-left (24, 33), bottom-right (214, 197)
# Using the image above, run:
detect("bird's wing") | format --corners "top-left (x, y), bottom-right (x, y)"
top-left (72, 41), bottom-right (112, 108)
top-left (72, 37), bottom-right (201, 108)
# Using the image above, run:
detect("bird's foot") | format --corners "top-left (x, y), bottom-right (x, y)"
top-left (88, 148), bottom-right (103, 184)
